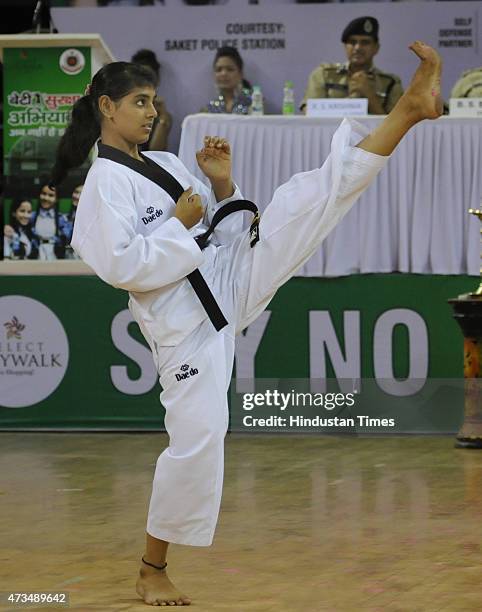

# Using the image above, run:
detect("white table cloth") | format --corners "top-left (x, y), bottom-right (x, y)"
top-left (179, 115), bottom-right (482, 277)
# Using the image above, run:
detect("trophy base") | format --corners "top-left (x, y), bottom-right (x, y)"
top-left (455, 437), bottom-right (482, 449)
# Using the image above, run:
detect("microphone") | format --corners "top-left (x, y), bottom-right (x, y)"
top-left (32, 0), bottom-right (56, 33)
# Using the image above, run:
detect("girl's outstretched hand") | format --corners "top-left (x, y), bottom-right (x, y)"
top-left (196, 136), bottom-right (232, 182)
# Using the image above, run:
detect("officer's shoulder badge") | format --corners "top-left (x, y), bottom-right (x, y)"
top-left (325, 63), bottom-right (345, 75)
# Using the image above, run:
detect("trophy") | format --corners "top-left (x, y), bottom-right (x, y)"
top-left (446, 206), bottom-right (482, 448)
top-left (468, 208), bottom-right (482, 297)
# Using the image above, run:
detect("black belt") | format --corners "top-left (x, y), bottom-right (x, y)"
top-left (188, 199), bottom-right (260, 331)
top-left (195, 199), bottom-right (260, 250)
top-left (96, 142), bottom-right (260, 332)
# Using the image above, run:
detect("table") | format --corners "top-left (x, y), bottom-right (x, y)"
top-left (179, 115), bottom-right (482, 277)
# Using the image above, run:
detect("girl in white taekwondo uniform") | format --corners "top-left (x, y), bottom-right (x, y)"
top-left (50, 44), bottom-right (443, 606)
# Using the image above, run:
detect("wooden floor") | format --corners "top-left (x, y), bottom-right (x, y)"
top-left (1, 433), bottom-right (482, 612)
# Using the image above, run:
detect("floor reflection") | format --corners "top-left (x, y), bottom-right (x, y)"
top-left (0, 433), bottom-right (481, 611)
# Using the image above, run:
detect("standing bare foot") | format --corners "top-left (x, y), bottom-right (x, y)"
top-left (402, 41), bottom-right (443, 121)
top-left (136, 563), bottom-right (191, 606)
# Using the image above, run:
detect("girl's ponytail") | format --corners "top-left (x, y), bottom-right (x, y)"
top-left (51, 62), bottom-right (157, 186)
top-left (50, 95), bottom-right (100, 187)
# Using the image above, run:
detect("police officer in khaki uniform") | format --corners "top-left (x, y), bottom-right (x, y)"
top-left (300, 16), bottom-right (404, 115)
top-left (450, 67), bottom-right (482, 98)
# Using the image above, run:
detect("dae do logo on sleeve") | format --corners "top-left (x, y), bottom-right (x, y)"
top-left (0, 296), bottom-right (69, 408)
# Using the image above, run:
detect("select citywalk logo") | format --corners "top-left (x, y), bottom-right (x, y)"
top-left (0, 296), bottom-right (69, 408)
top-left (142, 206), bottom-right (163, 226)
top-left (4, 316), bottom-right (25, 340)
top-left (175, 363), bottom-right (199, 382)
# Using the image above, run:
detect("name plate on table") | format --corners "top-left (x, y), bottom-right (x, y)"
top-left (306, 98), bottom-right (368, 117)
top-left (449, 98), bottom-right (482, 117)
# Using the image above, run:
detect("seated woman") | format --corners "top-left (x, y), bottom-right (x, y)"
top-left (4, 199), bottom-right (39, 260)
top-left (203, 47), bottom-right (252, 114)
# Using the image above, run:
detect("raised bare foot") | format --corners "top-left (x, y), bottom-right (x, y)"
top-left (403, 41), bottom-right (443, 121)
top-left (136, 564), bottom-right (192, 606)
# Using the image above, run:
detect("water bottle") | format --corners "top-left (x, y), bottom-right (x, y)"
top-left (282, 80), bottom-right (295, 115)
top-left (250, 85), bottom-right (264, 116)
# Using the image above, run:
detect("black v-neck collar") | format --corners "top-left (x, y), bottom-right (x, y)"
top-left (97, 141), bottom-right (184, 203)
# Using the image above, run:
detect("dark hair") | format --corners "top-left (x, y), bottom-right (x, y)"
top-left (50, 62), bottom-right (157, 187)
top-left (131, 48), bottom-right (161, 78)
top-left (39, 182), bottom-right (57, 203)
top-left (214, 46), bottom-right (243, 72)
top-left (10, 199), bottom-right (35, 241)
top-left (213, 47), bottom-right (252, 91)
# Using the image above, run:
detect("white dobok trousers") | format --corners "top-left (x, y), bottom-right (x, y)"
top-left (146, 119), bottom-right (388, 545)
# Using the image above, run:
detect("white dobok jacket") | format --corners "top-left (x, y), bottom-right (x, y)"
top-left (71, 148), bottom-right (245, 347)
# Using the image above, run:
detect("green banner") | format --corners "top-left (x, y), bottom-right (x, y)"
top-left (3, 46), bottom-right (90, 180)
top-left (0, 274), bottom-right (475, 430)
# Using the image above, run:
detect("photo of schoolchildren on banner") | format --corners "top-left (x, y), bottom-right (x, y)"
top-left (2, 46), bottom-right (89, 261)
top-left (3, 183), bottom-right (83, 261)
